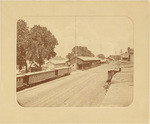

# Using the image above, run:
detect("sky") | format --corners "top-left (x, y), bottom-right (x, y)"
top-left (22, 16), bottom-right (133, 58)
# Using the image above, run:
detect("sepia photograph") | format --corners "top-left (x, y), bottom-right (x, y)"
top-left (1, 1), bottom-right (149, 123)
top-left (16, 17), bottom-right (134, 107)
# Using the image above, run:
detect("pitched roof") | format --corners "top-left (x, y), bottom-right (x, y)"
top-left (107, 57), bottom-right (115, 61)
top-left (49, 59), bottom-right (67, 64)
top-left (46, 56), bottom-right (68, 65)
top-left (76, 56), bottom-right (101, 61)
top-left (100, 58), bottom-right (107, 62)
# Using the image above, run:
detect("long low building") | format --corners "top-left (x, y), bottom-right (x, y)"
top-left (67, 56), bottom-right (101, 71)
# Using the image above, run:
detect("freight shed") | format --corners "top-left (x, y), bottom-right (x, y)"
top-left (67, 56), bottom-right (101, 71)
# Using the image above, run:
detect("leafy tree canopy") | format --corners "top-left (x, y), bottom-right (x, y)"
top-left (66, 46), bottom-right (95, 59)
top-left (28, 25), bottom-right (58, 68)
top-left (17, 20), bottom-right (58, 72)
top-left (17, 19), bottom-right (30, 70)
top-left (97, 54), bottom-right (105, 59)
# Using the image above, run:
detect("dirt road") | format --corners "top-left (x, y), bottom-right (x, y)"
top-left (17, 61), bottom-right (125, 107)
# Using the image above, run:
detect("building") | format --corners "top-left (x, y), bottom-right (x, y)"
top-left (128, 48), bottom-right (134, 63)
top-left (100, 58), bottom-right (107, 63)
top-left (48, 59), bottom-right (67, 68)
top-left (121, 52), bottom-right (129, 61)
top-left (67, 56), bottom-right (101, 71)
top-left (106, 57), bottom-right (115, 62)
top-left (43, 57), bottom-right (68, 70)
top-left (121, 48), bottom-right (134, 62)
top-left (109, 55), bottom-right (121, 60)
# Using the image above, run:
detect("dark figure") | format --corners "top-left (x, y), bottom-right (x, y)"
top-left (106, 68), bottom-right (121, 84)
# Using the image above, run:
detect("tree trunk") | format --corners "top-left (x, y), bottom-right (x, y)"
top-left (25, 62), bottom-right (28, 73)
top-left (39, 64), bottom-right (42, 71)
top-left (27, 61), bottom-right (34, 72)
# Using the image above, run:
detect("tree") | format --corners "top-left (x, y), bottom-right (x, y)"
top-left (66, 53), bottom-right (74, 60)
top-left (97, 54), bottom-right (105, 59)
top-left (17, 19), bottom-right (30, 72)
top-left (29, 25), bottom-right (58, 70)
top-left (66, 46), bottom-right (95, 59)
top-left (17, 20), bottom-right (58, 73)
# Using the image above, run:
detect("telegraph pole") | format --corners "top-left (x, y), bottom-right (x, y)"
top-left (75, 16), bottom-right (77, 57)
top-left (75, 17), bottom-right (77, 69)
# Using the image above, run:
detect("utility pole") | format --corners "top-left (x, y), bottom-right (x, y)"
top-left (75, 17), bottom-right (77, 69)
top-left (75, 16), bottom-right (77, 57)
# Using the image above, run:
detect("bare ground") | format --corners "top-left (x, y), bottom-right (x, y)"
top-left (17, 61), bottom-right (133, 107)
